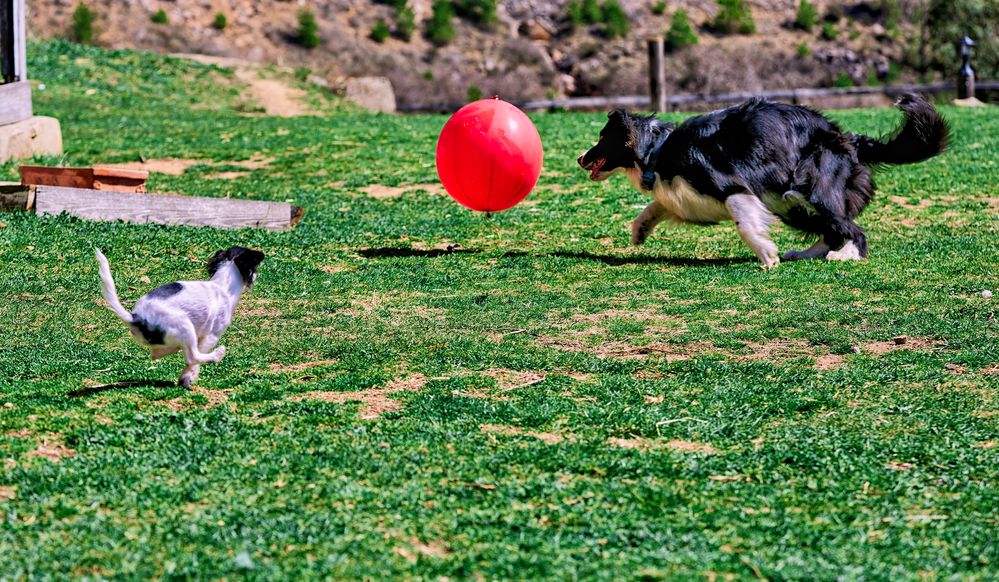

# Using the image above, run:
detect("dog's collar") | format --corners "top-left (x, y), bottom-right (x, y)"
top-left (639, 132), bottom-right (669, 191)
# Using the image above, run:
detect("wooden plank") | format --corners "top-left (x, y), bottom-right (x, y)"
top-left (33, 186), bottom-right (301, 231)
top-left (13, 0), bottom-right (25, 81)
top-left (0, 183), bottom-right (30, 211)
top-left (647, 38), bottom-right (666, 113)
top-left (0, 80), bottom-right (31, 125)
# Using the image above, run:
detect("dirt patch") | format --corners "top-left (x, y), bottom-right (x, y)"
top-left (813, 354), bottom-right (847, 370)
top-left (359, 183), bottom-right (445, 199)
top-left (0, 486), bottom-right (14, 501)
top-left (26, 436), bottom-right (75, 462)
top-left (538, 336), bottom-right (703, 362)
top-left (859, 337), bottom-right (941, 354)
top-left (480, 423), bottom-right (565, 445)
top-left (235, 69), bottom-right (312, 117)
top-left (394, 539), bottom-right (451, 561)
top-left (289, 373), bottom-right (427, 419)
top-left (204, 171), bottom-right (250, 180)
top-left (479, 369), bottom-right (546, 391)
top-left (112, 153), bottom-right (274, 176)
top-left (607, 436), bottom-right (717, 454)
top-left (886, 461), bottom-right (915, 471)
top-left (317, 264), bottom-right (355, 274)
top-left (263, 359), bottom-right (338, 375)
top-left (163, 387), bottom-right (231, 411)
top-left (5, 429), bottom-right (32, 438)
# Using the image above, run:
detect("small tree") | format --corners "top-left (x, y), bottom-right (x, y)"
top-left (652, 2), bottom-right (667, 16)
top-left (665, 9), bottom-right (698, 50)
top-left (713, 0), bottom-right (755, 35)
top-left (427, 0), bottom-right (455, 45)
top-left (72, 3), bottom-right (95, 44)
top-left (151, 8), bottom-right (168, 24)
top-left (467, 85), bottom-right (483, 101)
top-left (602, 0), bottom-right (629, 38)
top-left (566, 1), bottom-right (585, 28)
top-left (212, 13), bottom-right (227, 30)
top-left (821, 22), bottom-right (837, 40)
top-left (582, 0), bottom-right (603, 24)
top-left (395, 7), bottom-right (416, 41)
top-left (298, 9), bottom-right (320, 49)
top-left (454, 0), bottom-right (498, 27)
top-left (370, 19), bottom-right (390, 42)
top-left (795, 1), bottom-right (817, 32)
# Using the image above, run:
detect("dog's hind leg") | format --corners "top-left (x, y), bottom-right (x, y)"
top-left (725, 193), bottom-right (780, 270)
top-left (632, 201), bottom-right (671, 245)
top-left (782, 237), bottom-right (831, 261)
top-left (175, 326), bottom-right (226, 389)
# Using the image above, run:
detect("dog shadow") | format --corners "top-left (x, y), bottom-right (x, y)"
top-left (502, 250), bottom-right (755, 267)
top-left (358, 246), bottom-right (479, 259)
top-left (68, 379), bottom-right (177, 398)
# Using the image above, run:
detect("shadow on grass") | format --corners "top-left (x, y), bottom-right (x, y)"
top-left (68, 379), bottom-right (176, 398)
top-left (503, 251), bottom-right (755, 267)
top-left (359, 247), bottom-right (480, 259)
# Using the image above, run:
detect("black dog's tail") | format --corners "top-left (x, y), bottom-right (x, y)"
top-left (852, 94), bottom-right (949, 166)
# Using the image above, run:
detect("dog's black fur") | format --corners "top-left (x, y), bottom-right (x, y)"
top-left (207, 246), bottom-right (265, 288)
top-left (578, 94), bottom-right (948, 258)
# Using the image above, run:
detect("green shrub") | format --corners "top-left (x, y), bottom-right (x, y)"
top-left (298, 9), bottom-right (320, 48)
top-left (582, 0), bottom-right (603, 24)
top-left (566, 1), bottom-right (585, 27)
top-left (833, 72), bottom-right (852, 87)
top-left (72, 3), bottom-right (95, 44)
top-left (454, 0), bottom-right (498, 27)
top-left (652, 2), bottom-right (667, 15)
top-left (151, 8), bottom-right (168, 24)
top-left (796, 42), bottom-right (810, 57)
top-left (795, 1), bottom-right (817, 31)
top-left (395, 7), bottom-right (416, 41)
top-left (212, 13), bottom-right (227, 30)
top-left (665, 9), bottom-right (698, 50)
top-left (713, 0), bottom-right (755, 34)
top-left (880, 0), bottom-right (901, 32)
top-left (370, 19), bottom-right (390, 42)
top-left (427, 0), bottom-right (455, 45)
top-left (467, 85), bottom-right (483, 101)
top-left (602, 0), bottom-right (629, 38)
top-left (821, 22), bottom-right (837, 40)
top-left (920, 1), bottom-right (998, 80)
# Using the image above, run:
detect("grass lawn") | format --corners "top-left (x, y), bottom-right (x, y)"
top-left (1, 40), bottom-right (996, 580)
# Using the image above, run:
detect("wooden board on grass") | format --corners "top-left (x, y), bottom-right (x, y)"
top-left (21, 185), bottom-right (302, 231)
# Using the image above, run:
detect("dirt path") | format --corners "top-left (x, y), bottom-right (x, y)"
top-left (173, 53), bottom-right (314, 117)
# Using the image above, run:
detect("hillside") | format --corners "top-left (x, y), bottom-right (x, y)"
top-left (26, 0), bottom-right (929, 108)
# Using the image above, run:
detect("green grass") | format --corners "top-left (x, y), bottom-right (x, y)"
top-left (1, 40), bottom-right (997, 580)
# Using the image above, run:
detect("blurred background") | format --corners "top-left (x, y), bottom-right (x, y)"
top-left (26, 0), bottom-right (999, 110)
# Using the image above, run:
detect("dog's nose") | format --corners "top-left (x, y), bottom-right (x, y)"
top-left (577, 154), bottom-right (586, 168)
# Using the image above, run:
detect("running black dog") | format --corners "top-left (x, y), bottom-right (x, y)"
top-left (578, 95), bottom-right (948, 269)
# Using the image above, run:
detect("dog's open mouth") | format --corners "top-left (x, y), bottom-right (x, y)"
top-left (587, 158), bottom-right (605, 180)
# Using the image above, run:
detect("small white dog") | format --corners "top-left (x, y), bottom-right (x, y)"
top-left (94, 246), bottom-right (265, 388)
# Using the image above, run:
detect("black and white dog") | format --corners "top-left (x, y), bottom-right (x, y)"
top-left (95, 247), bottom-right (265, 388)
top-left (578, 94), bottom-right (948, 269)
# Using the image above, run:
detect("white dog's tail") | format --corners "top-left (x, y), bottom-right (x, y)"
top-left (94, 248), bottom-right (133, 323)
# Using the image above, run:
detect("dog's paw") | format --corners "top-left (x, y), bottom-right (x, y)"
top-left (179, 375), bottom-right (193, 390)
top-left (631, 223), bottom-right (648, 246)
top-left (211, 346), bottom-right (227, 362)
top-left (759, 254), bottom-right (780, 270)
top-left (826, 242), bottom-right (865, 261)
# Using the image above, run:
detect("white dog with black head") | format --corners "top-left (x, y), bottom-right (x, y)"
top-left (94, 246), bottom-right (265, 388)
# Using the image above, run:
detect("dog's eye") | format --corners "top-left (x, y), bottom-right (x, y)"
top-left (599, 135), bottom-right (604, 141)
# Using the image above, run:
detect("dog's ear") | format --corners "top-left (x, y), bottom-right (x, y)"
top-left (230, 247), bottom-right (265, 287)
top-left (206, 250), bottom-right (228, 277)
top-left (608, 109), bottom-right (627, 123)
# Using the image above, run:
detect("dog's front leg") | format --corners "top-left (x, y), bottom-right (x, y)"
top-left (725, 194), bottom-right (780, 270)
top-left (632, 201), bottom-right (670, 245)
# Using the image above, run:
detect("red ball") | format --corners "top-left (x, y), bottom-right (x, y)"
top-left (435, 98), bottom-right (543, 213)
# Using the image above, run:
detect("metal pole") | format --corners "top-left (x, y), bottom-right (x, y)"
top-left (647, 37), bottom-right (666, 113)
top-left (958, 35), bottom-right (975, 100)
top-left (1, 0), bottom-right (15, 84)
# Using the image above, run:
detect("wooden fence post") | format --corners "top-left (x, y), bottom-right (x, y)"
top-left (647, 38), bottom-right (666, 113)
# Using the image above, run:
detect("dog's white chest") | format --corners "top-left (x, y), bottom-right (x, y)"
top-left (627, 168), bottom-right (730, 224)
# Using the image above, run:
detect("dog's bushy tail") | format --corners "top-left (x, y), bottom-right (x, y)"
top-left (852, 94), bottom-right (949, 166)
top-left (94, 248), bottom-right (133, 323)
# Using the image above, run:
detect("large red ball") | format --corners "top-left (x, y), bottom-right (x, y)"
top-left (435, 98), bottom-right (543, 213)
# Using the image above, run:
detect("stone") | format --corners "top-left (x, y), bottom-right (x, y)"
top-left (0, 116), bottom-right (63, 163)
top-left (344, 77), bottom-right (396, 113)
